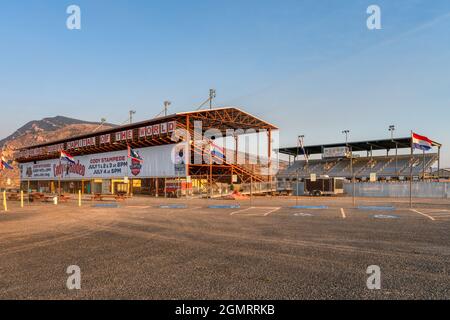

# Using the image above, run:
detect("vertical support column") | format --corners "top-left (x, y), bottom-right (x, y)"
top-left (395, 143), bottom-right (398, 176)
top-left (27, 179), bottom-right (30, 205)
top-left (164, 178), bottom-right (167, 198)
top-left (409, 132), bottom-right (413, 208)
top-left (186, 115), bottom-right (190, 179)
top-left (422, 150), bottom-right (426, 181)
top-left (268, 129), bottom-right (272, 183)
top-left (155, 178), bottom-right (159, 197)
top-left (234, 134), bottom-right (238, 166)
top-left (350, 147), bottom-right (355, 206)
top-left (209, 149), bottom-right (213, 199)
top-left (438, 146), bottom-right (441, 179)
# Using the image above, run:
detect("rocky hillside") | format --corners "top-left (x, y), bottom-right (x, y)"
top-left (0, 117), bottom-right (116, 189)
top-left (0, 116), bottom-right (115, 147)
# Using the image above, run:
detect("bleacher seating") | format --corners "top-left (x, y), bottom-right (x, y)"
top-left (278, 153), bottom-right (438, 180)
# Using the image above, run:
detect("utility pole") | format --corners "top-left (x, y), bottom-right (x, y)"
top-left (163, 101), bottom-right (171, 117)
top-left (129, 110), bottom-right (136, 124)
top-left (209, 89), bottom-right (216, 110)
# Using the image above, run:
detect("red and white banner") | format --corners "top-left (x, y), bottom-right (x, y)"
top-left (19, 143), bottom-right (187, 181)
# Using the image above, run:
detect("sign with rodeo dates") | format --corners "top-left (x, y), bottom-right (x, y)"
top-left (20, 143), bottom-right (187, 181)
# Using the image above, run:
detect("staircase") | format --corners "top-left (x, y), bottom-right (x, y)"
top-left (176, 123), bottom-right (266, 183)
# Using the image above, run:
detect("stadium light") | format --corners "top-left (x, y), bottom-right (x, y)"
top-left (342, 130), bottom-right (350, 144)
top-left (389, 125), bottom-right (395, 140)
top-left (209, 89), bottom-right (216, 110)
top-left (93, 118), bottom-right (107, 132)
top-left (163, 101), bottom-right (171, 117)
top-left (129, 110), bottom-right (136, 124)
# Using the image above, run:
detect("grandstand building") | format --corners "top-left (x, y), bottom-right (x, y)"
top-left (277, 137), bottom-right (442, 186)
top-left (14, 107), bottom-right (278, 197)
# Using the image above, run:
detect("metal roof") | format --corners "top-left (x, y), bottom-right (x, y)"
top-left (18, 107), bottom-right (278, 151)
top-left (279, 137), bottom-right (442, 156)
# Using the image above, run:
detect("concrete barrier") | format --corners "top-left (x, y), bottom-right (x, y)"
top-left (344, 182), bottom-right (450, 199)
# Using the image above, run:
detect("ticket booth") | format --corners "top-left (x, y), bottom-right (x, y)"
top-left (112, 179), bottom-right (130, 195)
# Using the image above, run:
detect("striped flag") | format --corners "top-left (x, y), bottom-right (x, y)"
top-left (1, 156), bottom-right (13, 170)
top-left (412, 132), bottom-right (433, 151)
top-left (60, 151), bottom-right (76, 164)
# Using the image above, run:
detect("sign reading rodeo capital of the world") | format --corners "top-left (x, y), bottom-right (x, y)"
top-left (20, 143), bottom-right (187, 181)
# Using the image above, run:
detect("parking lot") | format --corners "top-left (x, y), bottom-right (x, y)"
top-left (0, 195), bottom-right (449, 299)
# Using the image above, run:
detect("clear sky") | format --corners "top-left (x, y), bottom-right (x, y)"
top-left (1, 0), bottom-right (449, 165)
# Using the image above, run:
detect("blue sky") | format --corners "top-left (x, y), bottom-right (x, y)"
top-left (1, 0), bottom-right (450, 165)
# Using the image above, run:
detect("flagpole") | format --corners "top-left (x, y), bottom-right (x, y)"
top-left (422, 149), bottom-right (425, 181)
top-left (409, 131), bottom-right (413, 208)
top-left (58, 159), bottom-right (62, 197)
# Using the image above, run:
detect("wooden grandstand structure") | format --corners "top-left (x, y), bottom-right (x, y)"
top-left (15, 107), bottom-right (278, 196)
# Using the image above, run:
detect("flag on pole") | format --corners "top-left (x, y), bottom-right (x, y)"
top-left (412, 132), bottom-right (433, 151)
top-left (1, 156), bottom-right (13, 170)
top-left (60, 151), bottom-right (76, 164)
top-left (127, 145), bottom-right (143, 162)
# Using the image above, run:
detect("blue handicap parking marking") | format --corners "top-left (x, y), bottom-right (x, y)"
top-left (159, 204), bottom-right (188, 209)
top-left (290, 205), bottom-right (328, 210)
top-left (372, 214), bottom-right (400, 219)
top-left (92, 203), bottom-right (119, 208)
top-left (357, 206), bottom-right (396, 211)
top-left (208, 204), bottom-right (241, 209)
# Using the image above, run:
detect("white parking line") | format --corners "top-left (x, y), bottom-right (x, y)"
top-left (428, 212), bottom-right (450, 218)
top-left (126, 206), bottom-right (151, 209)
top-left (230, 207), bottom-right (253, 216)
top-left (263, 207), bottom-right (281, 216)
top-left (410, 209), bottom-right (436, 221)
top-left (230, 207), bottom-right (281, 216)
top-left (340, 208), bottom-right (346, 219)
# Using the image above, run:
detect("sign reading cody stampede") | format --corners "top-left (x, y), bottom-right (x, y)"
top-left (20, 143), bottom-right (186, 181)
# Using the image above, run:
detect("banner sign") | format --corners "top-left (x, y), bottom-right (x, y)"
top-left (16, 121), bottom-right (177, 160)
top-left (323, 147), bottom-right (349, 158)
top-left (19, 143), bottom-right (187, 181)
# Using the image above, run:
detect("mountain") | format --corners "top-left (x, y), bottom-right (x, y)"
top-left (0, 116), bottom-right (115, 147)
top-left (0, 116), bottom-right (116, 189)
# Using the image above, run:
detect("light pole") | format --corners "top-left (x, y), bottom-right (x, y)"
top-left (93, 118), bottom-right (107, 133)
top-left (389, 125), bottom-right (395, 140)
top-left (209, 89), bottom-right (216, 110)
top-left (389, 125), bottom-right (398, 175)
top-left (342, 130), bottom-right (350, 144)
top-left (296, 135), bottom-right (305, 206)
top-left (129, 110), bottom-right (136, 124)
top-left (163, 101), bottom-right (171, 117)
top-left (342, 130), bottom-right (355, 206)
